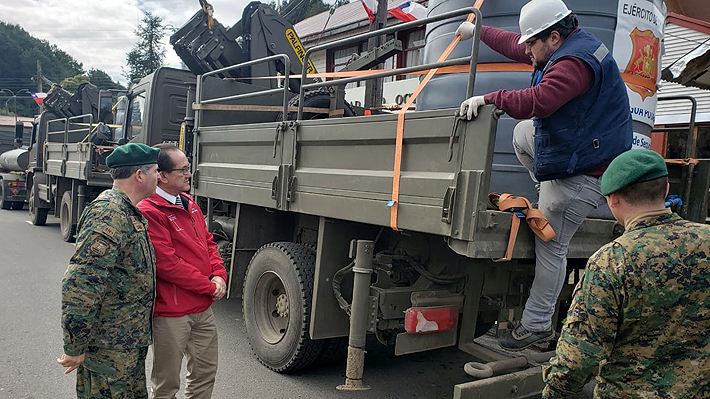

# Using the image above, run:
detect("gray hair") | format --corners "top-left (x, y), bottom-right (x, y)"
top-left (110, 164), bottom-right (154, 180)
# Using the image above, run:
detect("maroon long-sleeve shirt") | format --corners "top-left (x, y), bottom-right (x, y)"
top-left (481, 26), bottom-right (594, 120)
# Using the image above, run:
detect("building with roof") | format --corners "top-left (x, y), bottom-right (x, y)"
top-left (295, 0), bottom-right (426, 107)
top-left (653, 13), bottom-right (710, 158)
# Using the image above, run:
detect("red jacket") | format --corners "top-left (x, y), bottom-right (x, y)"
top-left (138, 193), bottom-right (227, 317)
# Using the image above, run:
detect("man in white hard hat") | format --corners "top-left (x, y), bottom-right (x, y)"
top-left (456, 0), bottom-right (633, 351)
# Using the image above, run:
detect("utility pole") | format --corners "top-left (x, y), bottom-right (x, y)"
top-left (36, 60), bottom-right (44, 114)
top-left (363, 0), bottom-right (387, 109)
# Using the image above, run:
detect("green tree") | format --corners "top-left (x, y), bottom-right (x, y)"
top-left (277, 0), bottom-right (340, 25)
top-left (0, 22), bottom-right (84, 117)
top-left (87, 69), bottom-right (125, 91)
top-left (124, 11), bottom-right (166, 83)
top-left (60, 75), bottom-right (92, 92)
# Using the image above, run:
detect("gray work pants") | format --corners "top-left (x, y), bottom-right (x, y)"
top-left (512, 120), bottom-right (606, 331)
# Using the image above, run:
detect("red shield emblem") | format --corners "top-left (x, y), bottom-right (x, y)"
top-left (624, 28), bottom-right (660, 100)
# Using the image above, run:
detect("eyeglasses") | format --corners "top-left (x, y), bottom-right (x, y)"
top-left (524, 37), bottom-right (540, 48)
top-left (162, 166), bottom-right (191, 175)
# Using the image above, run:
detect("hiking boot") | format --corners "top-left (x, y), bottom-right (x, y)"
top-left (498, 323), bottom-right (555, 351)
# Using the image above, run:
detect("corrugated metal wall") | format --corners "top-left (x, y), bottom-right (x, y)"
top-left (657, 23), bottom-right (710, 122)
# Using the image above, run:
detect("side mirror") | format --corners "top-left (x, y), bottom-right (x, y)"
top-left (14, 121), bottom-right (23, 148)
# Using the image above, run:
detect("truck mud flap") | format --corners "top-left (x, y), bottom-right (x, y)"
top-left (453, 366), bottom-right (544, 399)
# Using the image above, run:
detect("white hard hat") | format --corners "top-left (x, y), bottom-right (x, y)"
top-left (517, 0), bottom-right (572, 44)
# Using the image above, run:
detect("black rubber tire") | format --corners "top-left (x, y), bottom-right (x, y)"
top-left (314, 336), bottom-right (348, 366)
top-left (243, 242), bottom-right (323, 372)
top-left (11, 201), bottom-right (24, 210)
top-left (60, 191), bottom-right (76, 243)
top-left (278, 89), bottom-right (356, 121)
top-left (0, 179), bottom-right (10, 210)
top-left (28, 184), bottom-right (48, 226)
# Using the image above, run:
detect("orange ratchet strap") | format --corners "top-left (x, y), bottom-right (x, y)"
top-left (227, 63), bottom-right (533, 80)
top-left (388, 0), bottom-right (485, 231)
top-left (488, 193), bottom-right (555, 262)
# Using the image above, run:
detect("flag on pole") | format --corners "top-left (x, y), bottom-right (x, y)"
top-left (360, 0), bottom-right (378, 23)
top-left (31, 92), bottom-right (47, 105)
top-left (387, 1), bottom-right (428, 22)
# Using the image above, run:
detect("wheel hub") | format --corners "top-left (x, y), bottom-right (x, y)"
top-left (275, 293), bottom-right (289, 318)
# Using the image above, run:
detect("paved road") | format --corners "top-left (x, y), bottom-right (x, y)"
top-left (0, 207), bottom-right (479, 399)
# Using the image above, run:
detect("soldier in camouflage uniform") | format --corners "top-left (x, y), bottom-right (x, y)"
top-left (58, 143), bottom-right (160, 399)
top-left (542, 149), bottom-right (710, 398)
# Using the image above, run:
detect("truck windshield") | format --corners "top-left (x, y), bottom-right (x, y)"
top-left (126, 92), bottom-right (146, 139)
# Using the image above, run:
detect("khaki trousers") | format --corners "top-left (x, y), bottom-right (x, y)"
top-left (150, 307), bottom-right (218, 399)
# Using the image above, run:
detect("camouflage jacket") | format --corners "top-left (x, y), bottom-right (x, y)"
top-left (62, 188), bottom-right (156, 356)
top-left (542, 212), bottom-right (710, 398)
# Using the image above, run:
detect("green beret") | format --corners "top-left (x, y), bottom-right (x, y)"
top-left (601, 149), bottom-right (668, 196)
top-left (106, 143), bottom-right (159, 168)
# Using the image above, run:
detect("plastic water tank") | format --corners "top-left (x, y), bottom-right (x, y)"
top-left (417, 0), bottom-right (665, 202)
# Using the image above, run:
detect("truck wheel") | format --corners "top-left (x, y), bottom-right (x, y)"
top-left (60, 192), bottom-right (76, 242)
top-left (0, 179), bottom-right (10, 210)
top-left (314, 336), bottom-right (348, 366)
top-left (243, 242), bottom-right (323, 372)
top-left (11, 202), bottom-right (24, 210)
top-left (28, 184), bottom-right (48, 226)
top-left (278, 89), bottom-right (356, 121)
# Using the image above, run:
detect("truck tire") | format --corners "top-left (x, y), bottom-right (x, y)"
top-left (11, 201), bottom-right (24, 210)
top-left (314, 336), bottom-right (348, 366)
top-left (278, 89), bottom-right (356, 121)
top-left (243, 242), bottom-right (324, 372)
top-left (0, 179), bottom-right (10, 210)
top-left (28, 184), bottom-right (48, 226)
top-left (60, 192), bottom-right (76, 242)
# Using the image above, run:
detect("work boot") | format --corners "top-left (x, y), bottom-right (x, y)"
top-left (498, 322), bottom-right (555, 351)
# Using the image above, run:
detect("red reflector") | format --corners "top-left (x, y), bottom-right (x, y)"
top-left (10, 182), bottom-right (25, 187)
top-left (404, 306), bottom-right (459, 334)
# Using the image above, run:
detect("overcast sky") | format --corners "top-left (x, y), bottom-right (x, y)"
top-left (0, 0), bottom-right (282, 86)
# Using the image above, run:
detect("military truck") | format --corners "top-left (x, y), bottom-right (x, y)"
top-left (25, 0), bottom-right (317, 243)
top-left (160, 2), bottom-right (710, 397)
top-left (0, 119), bottom-right (30, 210)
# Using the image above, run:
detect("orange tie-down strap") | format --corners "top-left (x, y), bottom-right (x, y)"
top-left (488, 193), bottom-right (555, 262)
top-left (228, 63), bottom-right (533, 80)
top-left (388, 0), bottom-right (485, 231)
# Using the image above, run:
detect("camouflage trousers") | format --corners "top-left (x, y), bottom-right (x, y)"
top-left (76, 347), bottom-right (149, 399)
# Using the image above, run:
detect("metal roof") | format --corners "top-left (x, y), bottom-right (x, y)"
top-left (295, 0), bottom-right (412, 41)
top-left (0, 115), bottom-right (33, 128)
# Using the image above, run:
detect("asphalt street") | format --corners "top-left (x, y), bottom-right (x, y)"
top-left (0, 207), bottom-right (480, 399)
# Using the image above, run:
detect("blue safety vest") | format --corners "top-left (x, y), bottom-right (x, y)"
top-left (531, 29), bottom-right (632, 181)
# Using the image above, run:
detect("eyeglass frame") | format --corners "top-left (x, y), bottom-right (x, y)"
top-left (160, 165), bottom-right (191, 175)
top-left (524, 37), bottom-right (540, 48)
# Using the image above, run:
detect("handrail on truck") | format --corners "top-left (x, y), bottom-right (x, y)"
top-left (298, 7), bottom-right (483, 119)
top-left (196, 54), bottom-right (292, 122)
top-left (46, 113), bottom-right (95, 144)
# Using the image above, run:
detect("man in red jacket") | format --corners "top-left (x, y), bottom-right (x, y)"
top-left (137, 144), bottom-right (227, 399)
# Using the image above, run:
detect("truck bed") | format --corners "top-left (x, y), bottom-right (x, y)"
top-left (193, 106), bottom-right (618, 260)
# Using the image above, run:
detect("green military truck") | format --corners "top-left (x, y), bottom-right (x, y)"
top-left (162, 5), bottom-right (710, 397)
top-left (168, 4), bottom-right (710, 398)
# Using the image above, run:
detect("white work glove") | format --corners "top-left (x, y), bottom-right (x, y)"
top-left (455, 21), bottom-right (476, 41)
top-left (459, 95), bottom-right (486, 120)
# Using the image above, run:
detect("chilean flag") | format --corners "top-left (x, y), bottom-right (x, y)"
top-left (31, 92), bottom-right (47, 105)
top-left (387, 1), bottom-right (427, 23)
top-left (360, 0), bottom-right (378, 23)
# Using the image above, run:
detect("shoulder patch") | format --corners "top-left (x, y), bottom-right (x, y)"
top-left (102, 225), bottom-right (117, 238)
top-left (89, 239), bottom-right (109, 256)
top-left (130, 216), bottom-right (145, 232)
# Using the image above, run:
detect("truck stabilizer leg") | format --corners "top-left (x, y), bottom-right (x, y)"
top-left (336, 240), bottom-right (374, 391)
